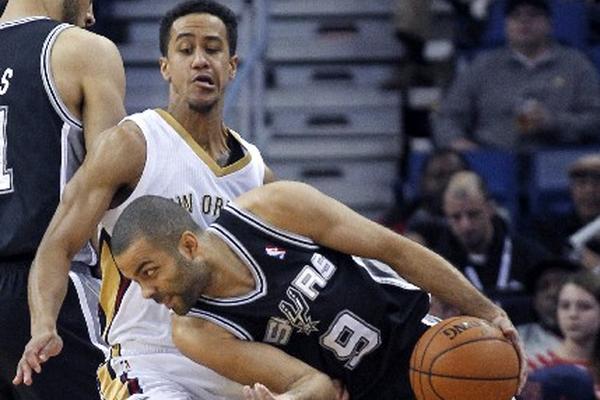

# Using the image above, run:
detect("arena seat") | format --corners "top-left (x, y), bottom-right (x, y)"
top-left (404, 149), bottom-right (520, 222)
top-left (527, 147), bottom-right (600, 218)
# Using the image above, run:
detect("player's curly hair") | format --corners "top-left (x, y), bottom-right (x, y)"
top-left (159, 0), bottom-right (238, 57)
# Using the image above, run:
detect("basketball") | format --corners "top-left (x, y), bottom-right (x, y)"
top-left (409, 316), bottom-right (520, 400)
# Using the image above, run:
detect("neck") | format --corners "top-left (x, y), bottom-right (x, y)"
top-left (558, 338), bottom-right (594, 361)
top-left (513, 42), bottom-right (549, 60)
top-left (167, 102), bottom-right (229, 162)
top-left (465, 227), bottom-right (494, 255)
top-left (201, 233), bottom-right (255, 298)
top-left (1, 1), bottom-right (57, 22)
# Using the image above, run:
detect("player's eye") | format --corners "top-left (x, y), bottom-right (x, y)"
top-left (143, 268), bottom-right (158, 278)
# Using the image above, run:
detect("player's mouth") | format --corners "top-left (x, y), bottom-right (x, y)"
top-left (192, 74), bottom-right (215, 89)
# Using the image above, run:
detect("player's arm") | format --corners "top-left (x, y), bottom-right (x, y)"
top-left (263, 165), bottom-right (276, 184)
top-left (14, 122), bottom-right (145, 386)
top-left (172, 315), bottom-right (338, 400)
top-left (240, 181), bottom-right (527, 389)
top-left (241, 181), bottom-right (502, 320)
top-left (52, 27), bottom-right (126, 149)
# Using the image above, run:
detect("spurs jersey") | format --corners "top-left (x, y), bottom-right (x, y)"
top-left (98, 108), bottom-right (265, 349)
top-left (191, 204), bottom-right (432, 400)
top-left (0, 18), bottom-right (94, 264)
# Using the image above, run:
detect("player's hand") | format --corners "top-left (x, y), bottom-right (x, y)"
top-left (491, 314), bottom-right (527, 395)
top-left (13, 330), bottom-right (63, 386)
top-left (332, 379), bottom-right (349, 400)
top-left (243, 383), bottom-right (285, 400)
top-left (242, 381), bottom-right (349, 400)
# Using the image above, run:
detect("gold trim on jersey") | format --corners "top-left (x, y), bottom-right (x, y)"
top-left (154, 108), bottom-right (252, 177)
top-left (98, 230), bottom-right (131, 342)
top-left (98, 362), bottom-right (141, 400)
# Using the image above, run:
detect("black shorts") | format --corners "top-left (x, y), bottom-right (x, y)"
top-left (0, 261), bottom-right (104, 400)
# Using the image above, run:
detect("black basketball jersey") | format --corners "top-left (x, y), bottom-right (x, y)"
top-left (190, 204), bottom-right (431, 399)
top-left (0, 18), bottom-right (87, 261)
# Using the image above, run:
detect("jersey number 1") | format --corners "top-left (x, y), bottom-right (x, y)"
top-left (0, 106), bottom-right (13, 193)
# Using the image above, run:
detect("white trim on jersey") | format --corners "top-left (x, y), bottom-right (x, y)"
top-left (224, 204), bottom-right (318, 250)
top-left (40, 23), bottom-right (83, 129)
top-left (202, 223), bottom-right (267, 305)
top-left (60, 122), bottom-right (96, 265)
top-left (68, 269), bottom-right (108, 355)
top-left (0, 16), bottom-right (51, 30)
top-left (352, 256), bottom-right (421, 290)
top-left (60, 123), bottom-right (70, 192)
top-left (186, 309), bottom-right (254, 341)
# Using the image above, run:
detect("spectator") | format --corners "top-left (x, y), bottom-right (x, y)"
top-left (384, 0), bottom-right (433, 89)
top-left (519, 364), bottom-right (596, 400)
top-left (436, 171), bottom-right (550, 305)
top-left (383, 148), bottom-right (469, 243)
top-left (528, 270), bottom-right (600, 398)
top-left (433, 0), bottom-right (600, 150)
top-left (534, 153), bottom-right (600, 260)
top-left (518, 259), bottom-right (581, 360)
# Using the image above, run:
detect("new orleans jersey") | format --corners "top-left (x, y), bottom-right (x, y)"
top-left (191, 204), bottom-right (433, 399)
top-left (98, 108), bottom-right (266, 351)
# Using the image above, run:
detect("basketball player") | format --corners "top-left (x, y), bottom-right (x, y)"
top-left (109, 182), bottom-right (527, 400)
top-left (1, 0), bottom-right (126, 399)
top-left (15, 1), bottom-right (274, 399)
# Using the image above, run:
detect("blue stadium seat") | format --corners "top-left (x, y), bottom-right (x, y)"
top-left (551, 0), bottom-right (588, 50)
top-left (527, 147), bottom-right (600, 218)
top-left (404, 150), bottom-right (520, 221)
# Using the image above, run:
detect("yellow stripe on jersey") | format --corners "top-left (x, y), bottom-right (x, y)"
top-left (98, 362), bottom-right (140, 400)
top-left (154, 108), bottom-right (252, 177)
top-left (98, 230), bottom-right (131, 342)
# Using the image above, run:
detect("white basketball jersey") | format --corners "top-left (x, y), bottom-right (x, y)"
top-left (98, 108), bottom-right (265, 351)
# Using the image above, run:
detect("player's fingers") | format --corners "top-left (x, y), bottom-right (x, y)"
top-left (23, 349), bottom-right (43, 374)
top-left (491, 315), bottom-right (528, 393)
top-left (332, 379), bottom-right (349, 400)
top-left (12, 361), bottom-right (24, 385)
top-left (39, 337), bottom-right (62, 360)
top-left (15, 359), bottom-right (34, 386)
top-left (254, 384), bottom-right (275, 400)
top-left (242, 385), bottom-right (257, 400)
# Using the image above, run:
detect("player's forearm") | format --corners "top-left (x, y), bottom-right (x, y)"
top-left (28, 251), bottom-right (71, 334)
top-left (390, 237), bottom-right (504, 321)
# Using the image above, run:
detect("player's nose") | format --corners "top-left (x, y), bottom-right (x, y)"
top-left (141, 285), bottom-right (157, 300)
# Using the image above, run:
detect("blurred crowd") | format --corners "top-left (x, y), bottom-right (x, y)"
top-left (385, 0), bottom-right (600, 398)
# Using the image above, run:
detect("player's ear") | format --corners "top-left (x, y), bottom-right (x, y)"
top-left (228, 54), bottom-right (239, 80)
top-left (159, 57), bottom-right (171, 83)
top-left (178, 231), bottom-right (199, 260)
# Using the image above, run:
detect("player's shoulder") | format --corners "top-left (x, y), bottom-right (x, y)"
top-left (53, 26), bottom-right (122, 67)
top-left (86, 120), bottom-right (146, 181)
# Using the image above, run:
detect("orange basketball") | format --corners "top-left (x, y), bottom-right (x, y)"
top-left (409, 316), bottom-right (520, 400)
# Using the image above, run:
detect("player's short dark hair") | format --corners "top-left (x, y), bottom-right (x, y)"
top-left (111, 195), bottom-right (200, 257)
top-left (159, 0), bottom-right (238, 57)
